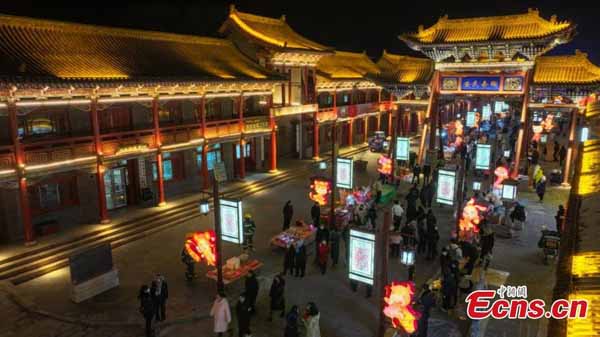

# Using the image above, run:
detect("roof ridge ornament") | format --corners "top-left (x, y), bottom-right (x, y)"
top-left (229, 4), bottom-right (236, 14)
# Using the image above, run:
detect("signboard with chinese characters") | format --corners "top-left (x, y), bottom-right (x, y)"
top-left (461, 76), bottom-right (501, 91)
top-left (219, 199), bottom-right (244, 244)
top-left (503, 76), bottom-right (524, 92)
top-left (482, 104), bottom-right (492, 121)
top-left (441, 77), bottom-right (459, 91)
top-left (336, 157), bottom-right (353, 189)
top-left (349, 229), bottom-right (375, 285)
top-left (436, 169), bottom-right (456, 206)
top-left (395, 137), bottom-right (410, 161)
top-left (466, 111), bottom-right (476, 128)
top-left (475, 144), bottom-right (491, 170)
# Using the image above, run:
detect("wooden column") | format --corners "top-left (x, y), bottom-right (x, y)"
top-left (200, 96), bottom-right (209, 190)
top-left (390, 108), bottom-right (398, 182)
top-left (152, 97), bottom-right (166, 206)
top-left (9, 100), bottom-right (34, 244)
top-left (418, 71), bottom-right (440, 165)
top-left (363, 117), bottom-right (368, 143)
top-left (269, 96), bottom-right (277, 171)
top-left (91, 98), bottom-right (109, 223)
top-left (288, 69), bottom-right (292, 106)
top-left (387, 109), bottom-right (393, 136)
top-left (313, 111), bottom-right (320, 159)
top-left (238, 95), bottom-right (245, 179)
top-left (562, 108), bottom-right (579, 185)
top-left (348, 120), bottom-right (353, 147)
top-left (512, 70), bottom-right (532, 178)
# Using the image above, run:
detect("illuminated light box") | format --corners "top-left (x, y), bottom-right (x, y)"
top-left (482, 104), bottom-right (492, 121)
top-left (336, 157), bottom-right (354, 189)
top-left (466, 111), bottom-right (476, 127)
top-left (504, 150), bottom-right (511, 158)
top-left (501, 181), bottom-right (518, 201)
top-left (436, 169), bottom-right (456, 206)
top-left (475, 144), bottom-right (491, 170)
top-left (540, 134), bottom-right (548, 143)
top-left (395, 137), bottom-right (410, 161)
top-left (472, 181), bottom-right (481, 191)
top-left (349, 229), bottom-right (376, 285)
top-left (581, 127), bottom-right (589, 142)
top-left (219, 199), bottom-right (244, 244)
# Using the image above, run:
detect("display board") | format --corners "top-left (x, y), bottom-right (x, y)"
top-left (436, 169), bottom-right (456, 206)
top-left (501, 184), bottom-right (517, 201)
top-left (395, 137), bottom-right (410, 161)
top-left (466, 111), bottom-right (476, 128)
top-left (336, 157), bottom-right (354, 189)
top-left (69, 244), bottom-right (114, 285)
top-left (348, 229), bottom-right (376, 285)
top-left (475, 144), bottom-right (491, 170)
top-left (219, 199), bottom-right (244, 244)
top-left (482, 104), bottom-right (492, 121)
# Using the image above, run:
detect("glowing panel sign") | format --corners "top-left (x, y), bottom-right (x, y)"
top-left (475, 144), bottom-right (491, 170)
top-left (395, 137), bottom-right (410, 161)
top-left (436, 169), bottom-right (456, 206)
top-left (461, 76), bottom-right (501, 91)
top-left (219, 199), bottom-right (244, 244)
top-left (349, 229), bottom-right (376, 285)
top-left (336, 157), bottom-right (354, 190)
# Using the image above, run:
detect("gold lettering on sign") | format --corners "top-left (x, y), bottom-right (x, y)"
top-left (115, 143), bottom-right (150, 156)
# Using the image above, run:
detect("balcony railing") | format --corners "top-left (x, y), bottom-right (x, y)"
top-left (317, 107), bottom-right (337, 122)
top-left (204, 119), bottom-right (241, 140)
top-left (272, 103), bottom-right (318, 117)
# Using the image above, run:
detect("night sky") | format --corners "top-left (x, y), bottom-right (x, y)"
top-left (1, 0), bottom-right (599, 64)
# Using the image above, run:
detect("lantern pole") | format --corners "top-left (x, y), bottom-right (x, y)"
top-left (212, 172), bottom-right (224, 293)
top-left (330, 119), bottom-right (338, 228)
top-left (377, 210), bottom-right (391, 337)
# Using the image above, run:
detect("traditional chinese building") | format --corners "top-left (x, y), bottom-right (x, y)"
top-left (0, 14), bottom-right (282, 243)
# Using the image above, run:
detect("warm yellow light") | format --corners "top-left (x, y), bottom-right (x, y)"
top-left (576, 140), bottom-right (600, 196)
top-left (230, 13), bottom-right (285, 47)
top-left (98, 96), bottom-right (153, 104)
top-left (161, 138), bottom-right (204, 151)
top-left (16, 99), bottom-right (91, 107)
top-left (26, 156), bottom-right (96, 171)
top-left (572, 253), bottom-right (600, 278)
top-left (567, 290), bottom-right (600, 337)
top-left (0, 169), bottom-right (15, 175)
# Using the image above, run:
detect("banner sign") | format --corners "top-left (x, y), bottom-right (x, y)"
top-left (475, 144), bottom-right (492, 170)
top-left (219, 199), bottom-right (244, 244)
top-left (336, 157), bottom-right (354, 189)
top-left (461, 76), bottom-right (501, 91)
top-left (349, 229), bottom-right (376, 285)
top-left (436, 169), bottom-right (456, 206)
top-left (395, 137), bottom-right (410, 161)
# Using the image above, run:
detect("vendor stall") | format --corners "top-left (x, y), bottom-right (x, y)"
top-left (206, 257), bottom-right (263, 285)
top-left (270, 221), bottom-right (316, 249)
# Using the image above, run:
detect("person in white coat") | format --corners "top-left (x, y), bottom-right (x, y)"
top-left (210, 291), bottom-right (231, 336)
top-left (302, 302), bottom-right (320, 337)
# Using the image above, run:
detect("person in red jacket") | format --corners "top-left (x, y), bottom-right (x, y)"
top-left (317, 241), bottom-right (330, 275)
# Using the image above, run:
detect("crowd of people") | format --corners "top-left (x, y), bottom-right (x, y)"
top-left (138, 274), bottom-right (169, 337)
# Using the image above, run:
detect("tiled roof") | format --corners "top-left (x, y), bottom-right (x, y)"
top-left (0, 14), bottom-right (276, 81)
top-left (317, 51), bottom-right (380, 80)
top-left (400, 9), bottom-right (573, 45)
top-left (220, 5), bottom-right (331, 52)
top-left (376, 50), bottom-right (433, 84)
top-left (534, 50), bottom-right (600, 84)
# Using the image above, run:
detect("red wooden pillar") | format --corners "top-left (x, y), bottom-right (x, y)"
top-left (238, 95), bottom-right (246, 179)
top-left (512, 71), bottom-right (532, 178)
top-left (313, 111), bottom-right (320, 159)
top-left (562, 108), bottom-right (578, 185)
top-left (388, 109), bottom-right (393, 136)
top-left (91, 98), bottom-right (109, 223)
top-left (152, 97), bottom-right (166, 206)
top-left (363, 117), bottom-right (368, 143)
top-left (200, 97), bottom-right (209, 190)
top-left (270, 118), bottom-right (277, 172)
top-left (418, 71), bottom-right (440, 165)
top-left (9, 101), bottom-right (34, 244)
top-left (348, 120), bottom-right (354, 146)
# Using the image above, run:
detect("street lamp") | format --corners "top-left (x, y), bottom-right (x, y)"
top-left (400, 246), bottom-right (416, 281)
top-left (199, 198), bottom-right (210, 215)
top-left (318, 161), bottom-right (327, 170)
top-left (581, 127), bottom-right (590, 142)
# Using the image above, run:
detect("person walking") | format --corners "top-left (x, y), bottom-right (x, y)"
top-left (479, 220), bottom-right (495, 257)
top-left (293, 240), bottom-right (307, 278)
top-left (422, 163), bottom-right (431, 185)
top-left (417, 211), bottom-right (427, 255)
top-left (412, 163), bottom-right (421, 185)
top-left (317, 240), bottom-right (330, 275)
top-left (553, 140), bottom-right (560, 162)
top-left (150, 274), bottom-right (168, 321)
top-left (138, 285), bottom-right (155, 337)
top-left (329, 228), bottom-right (341, 267)
top-left (243, 214), bottom-right (256, 251)
top-left (559, 145), bottom-right (567, 167)
top-left (284, 305), bottom-right (300, 337)
top-left (302, 303), bottom-right (321, 337)
top-left (536, 175), bottom-right (547, 202)
top-left (310, 202), bottom-right (321, 227)
top-left (282, 200), bottom-right (294, 231)
top-left (283, 243), bottom-right (296, 276)
top-left (210, 291), bottom-right (231, 337)
top-left (236, 294), bottom-right (252, 337)
top-left (417, 284), bottom-right (436, 337)
top-left (367, 204), bottom-right (378, 230)
top-left (244, 270), bottom-right (259, 314)
top-left (392, 200), bottom-right (404, 231)
top-left (426, 226), bottom-right (440, 260)
top-left (423, 181), bottom-right (434, 209)
top-left (315, 224), bottom-right (329, 260)
top-left (555, 205), bottom-right (565, 233)
top-left (442, 272), bottom-right (458, 312)
top-left (268, 274), bottom-right (286, 321)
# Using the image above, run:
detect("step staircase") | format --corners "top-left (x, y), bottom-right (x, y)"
top-left (0, 146), bottom-right (368, 284)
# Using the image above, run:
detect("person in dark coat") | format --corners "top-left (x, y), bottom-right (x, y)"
top-left (553, 140), bottom-right (560, 162)
top-left (236, 294), bottom-right (252, 337)
top-left (310, 202), bottom-right (321, 227)
top-left (440, 247), bottom-right (451, 276)
top-left (422, 164), bottom-right (431, 185)
top-left (244, 270), bottom-right (259, 314)
top-left (406, 184), bottom-right (420, 208)
top-left (293, 241), bottom-right (307, 278)
top-left (558, 145), bottom-right (567, 167)
top-left (314, 225), bottom-right (330, 260)
top-left (442, 272), bottom-right (458, 311)
top-left (367, 204), bottom-right (378, 230)
top-left (317, 241), bottom-right (330, 274)
top-left (329, 228), bottom-right (341, 267)
top-left (284, 305), bottom-right (300, 337)
top-left (150, 274), bottom-right (168, 321)
top-left (460, 241), bottom-right (479, 275)
top-left (401, 221), bottom-right (416, 247)
top-left (268, 274), bottom-right (286, 321)
top-left (283, 244), bottom-right (296, 276)
top-left (422, 182), bottom-right (434, 209)
top-left (282, 200), bottom-right (294, 230)
top-left (426, 226), bottom-right (440, 260)
top-left (416, 211), bottom-right (427, 254)
top-left (417, 284), bottom-right (436, 337)
top-left (412, 164), bottom-right (421, 185)
top-left (555, 205), bottom-right (565, 233)
top-left (405, 203), bottom-right (418, 225)
top-left (138, 285), bottom-right (155, 337)
top-left (536, 176), bottom-right (547, 202)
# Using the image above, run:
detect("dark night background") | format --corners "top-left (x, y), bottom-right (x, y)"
top-left (1, 0), bottom-right (599, 63)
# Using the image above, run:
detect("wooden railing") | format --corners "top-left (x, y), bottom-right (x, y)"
top-left (204, 119), bottom-right (241, 139)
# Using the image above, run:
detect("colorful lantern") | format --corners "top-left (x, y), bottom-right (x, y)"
top-left (184, 230), bottom-right (217, 266)
top-left (494, 166), bottom-right (509, 188)
top-left (458, 198), bottom-right (488, 241)
top-left (383, 281), bottom-right (421, 334)
top-left (309, 177), bottom-right (332, 206)
top-left (377, 155), bottom-right (392, 175)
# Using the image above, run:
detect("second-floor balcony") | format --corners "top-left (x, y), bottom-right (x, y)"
top-left (271, 103), bottom-right (318, 118)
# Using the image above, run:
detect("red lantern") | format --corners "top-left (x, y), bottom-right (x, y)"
top-left (184, 230), bottom-right (217, 266)
top-left (309, 177), bottom-right (331, 206)
top-left (383, 281), bottom-right (421, 334)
